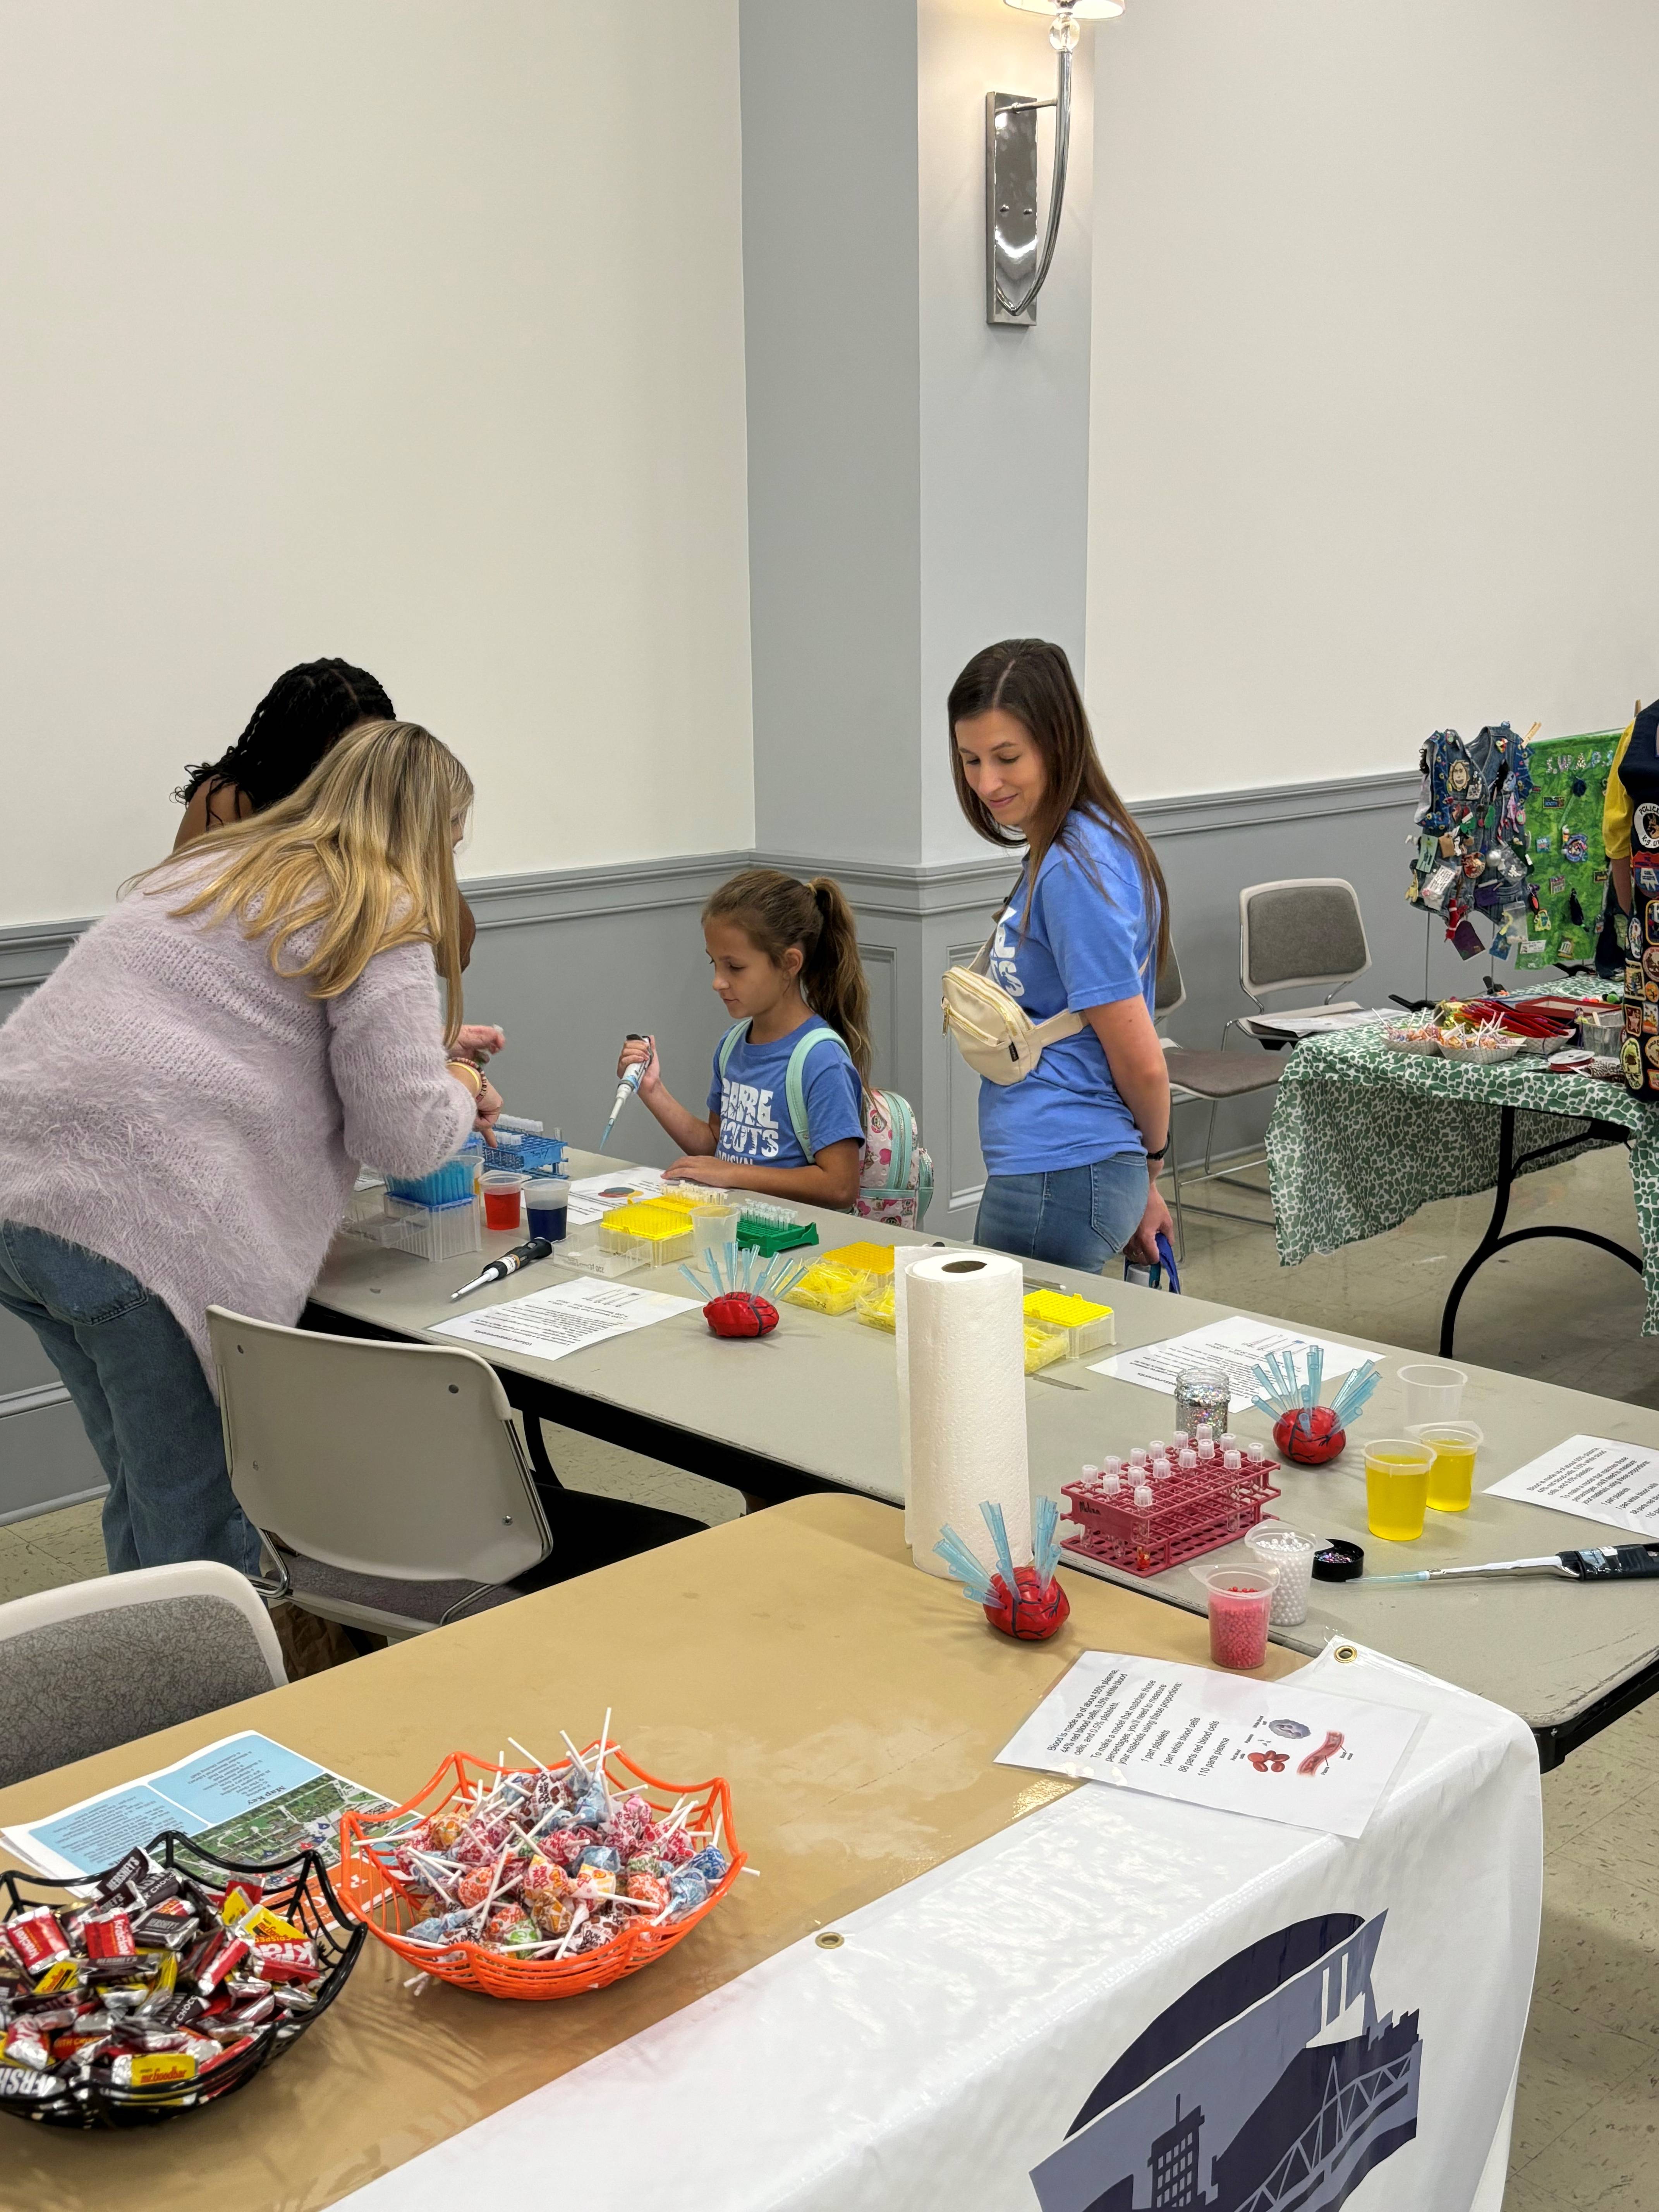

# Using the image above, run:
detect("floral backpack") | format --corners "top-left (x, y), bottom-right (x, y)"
top-left (715, 1022), bottom-right (934, 1228)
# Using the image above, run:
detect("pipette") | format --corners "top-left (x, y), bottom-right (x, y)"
top-left (1366, 1543), bottom-right (1659, 1586)
top-left (599, 1035), bottom-right (649, 1151)
top-left (450, 1238), bottom-right (555, 1301)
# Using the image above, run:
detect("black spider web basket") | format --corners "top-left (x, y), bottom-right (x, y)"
top-left (0, 1829), bottom-right (363, 2130)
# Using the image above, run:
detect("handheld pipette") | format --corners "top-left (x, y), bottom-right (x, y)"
top-left (600, 1035), bottom-right (649, 1151)
top-left (1366, 1543), bottom-right (1659, 1586)
top-left (450, 1238), bottom-right (554, 1302)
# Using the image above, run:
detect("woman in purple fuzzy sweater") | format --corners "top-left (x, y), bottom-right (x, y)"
top-left (0, 721), bottom-right (499, 1578)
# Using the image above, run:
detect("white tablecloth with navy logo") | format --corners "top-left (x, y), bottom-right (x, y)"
top-left (340, 1643), bottom-right (1539, 2212)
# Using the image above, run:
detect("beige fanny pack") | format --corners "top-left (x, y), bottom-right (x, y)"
top-left (941, 889), bottom-right (1084, 1086)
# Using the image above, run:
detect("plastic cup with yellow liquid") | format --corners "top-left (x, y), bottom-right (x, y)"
top-left (1363, 1439), bottom-right (1435, 1542)
top-left (1406, 1422), bottom-right (1483, 1513)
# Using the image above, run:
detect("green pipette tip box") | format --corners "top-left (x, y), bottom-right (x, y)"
top-left (735, 1218), bottom-right (819, 1255)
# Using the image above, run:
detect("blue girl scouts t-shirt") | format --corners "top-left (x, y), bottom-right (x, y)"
top-left (707, 1016), bottom-right (865, 1168)
top-left (978, 809), bottom-right (1156, 1178)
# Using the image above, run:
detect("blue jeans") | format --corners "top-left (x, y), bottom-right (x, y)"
top-left (0, 1224), bottom-right (261, 1578)
top-left (975, 1155), bottom-right (1149, 1273)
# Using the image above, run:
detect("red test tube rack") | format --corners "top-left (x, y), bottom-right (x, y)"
top-left (1061, 1446), bottom-right (1281, 1578)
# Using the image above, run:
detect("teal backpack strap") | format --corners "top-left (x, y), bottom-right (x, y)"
top-left (784, 1027), bottom-right (856, 1159)
top-left (716, 1020), bottom-right (752, 1079)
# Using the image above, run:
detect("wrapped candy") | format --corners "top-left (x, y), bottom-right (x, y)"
top-left (374, 1730), bottom-right (737, 1967)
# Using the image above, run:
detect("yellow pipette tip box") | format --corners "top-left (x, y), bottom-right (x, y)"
top-left (1022, 1288), bottom-right (1115, 1357)
top-left (784, 1261), bottom-right (871, 1316)
top-left (598, 1203), bottom-right (695, 1264)
top-left (1023, 1320), bottom-right (1069, 1374)
top-left (822, 1241), bottom-right (896, 1276)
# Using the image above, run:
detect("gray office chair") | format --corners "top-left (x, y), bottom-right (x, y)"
top-left (209, 1309), bottom-right (701, 1640)
top-left (1237, 878), bottom-right (1371, 1033)
top-left (0, 1562), bottom-right (287, 1789)
top-left (1155, 947), bottom-right (1283, 1254)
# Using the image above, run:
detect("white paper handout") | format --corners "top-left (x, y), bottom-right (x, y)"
top-left (565, 1169), bottom-right (668, 1228)
top-left (1091, 1314), bottom-right (1372, 1403)
top-left (1484, 1434), bottom-right (1659, 1540)
top-left (0, 1732), bottom-right (389, 1880)
top-left (432, 1276), bottom-right (695, 1360)
top-left (995, 1651), bottom-right (1421, 1838)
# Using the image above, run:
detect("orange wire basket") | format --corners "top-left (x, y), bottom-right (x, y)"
top-left (335, 1745), bottom-right (742, 2001)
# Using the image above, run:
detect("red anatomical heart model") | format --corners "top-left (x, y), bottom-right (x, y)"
top-left (703, 1293), bottom-right (779, 1340)
top-left (1273, 1407), bottom-right (1346, 1465)
top-left (984, 1564), bottom-right (1070, 1642)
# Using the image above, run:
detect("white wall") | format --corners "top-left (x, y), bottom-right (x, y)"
top-left (917, 0), bottom-right (1095, 864)
top-left (0, 0), bottom-right (752, 927)
top-left (1086, 0), bottom-right (1659, 802)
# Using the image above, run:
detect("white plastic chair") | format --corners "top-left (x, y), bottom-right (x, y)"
top-left (209, 1307), bottom-right (553, 1640)
top-left (0, 1562), bottom-right (287, 1789)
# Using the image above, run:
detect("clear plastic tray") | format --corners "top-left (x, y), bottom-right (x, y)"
top-left (345, 1194), bottom-right (481, 1262)
top-left (553, 1227), bottom-right (653, 1279)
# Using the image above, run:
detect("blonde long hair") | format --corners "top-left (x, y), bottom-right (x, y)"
top-left (137, 720), bottom-right (472, 1038)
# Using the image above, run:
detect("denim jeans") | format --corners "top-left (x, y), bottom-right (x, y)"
top-left (0, 1223), bottom-right (262, 1577)
top-left (974, 1154), bottom-right (1149, 1274)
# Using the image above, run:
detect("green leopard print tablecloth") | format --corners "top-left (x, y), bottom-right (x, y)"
top-left (1266, 998), bottom-right (1659, 1331)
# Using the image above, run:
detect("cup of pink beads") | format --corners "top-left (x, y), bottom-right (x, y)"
top-left (1189, 1562), bottom-right (1279, 1670)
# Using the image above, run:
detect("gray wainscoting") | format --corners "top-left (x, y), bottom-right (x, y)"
top-left (0, 765), bottom-right (1545, 1520)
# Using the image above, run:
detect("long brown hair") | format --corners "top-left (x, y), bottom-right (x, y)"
top-left (703, 869), bottom-right (873, 1085)
top-left (134, 720), bottom-right (472, 1042)
top-left (947, 638), bottom-right (1170, 969)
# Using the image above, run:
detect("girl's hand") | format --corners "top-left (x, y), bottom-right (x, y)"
top-left (617, 1034), bottom-right (661, 1097)
top-left (474, 1076), bottom-right (505, 1147)
top-left (664, 1154), bottom-right (737, 1187)
top-left (1125, 1184), bottom-right (1176, 1265)
top-left (454, 1024), bottom-right (506, 1065)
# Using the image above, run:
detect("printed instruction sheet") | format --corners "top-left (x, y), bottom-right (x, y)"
top-left (995, 1652), bottom-right (1421, 1838)
top-left (1091, 1314), bottom-right (1372, 1404)
top-left (564, 1170), bottom-right (729, 1228)
top-left (433, 1276), bottom-right (696, 1360)
top-left (1, 1733), bottom-right (388, 1880)
top-left (1484, 1434), bottom-right (1659, 1539)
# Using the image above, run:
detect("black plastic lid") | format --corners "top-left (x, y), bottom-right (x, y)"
top-left (1312, 1538), bottom-right (1365, 1582)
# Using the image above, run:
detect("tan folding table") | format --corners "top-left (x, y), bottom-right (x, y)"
top-left (0, 1494), bottom-right (1302, 2212)
top-left (307, 1153), bottom-right (1659, 1770)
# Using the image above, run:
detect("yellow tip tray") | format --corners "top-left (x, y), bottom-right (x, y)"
top-left (598, 1202), bottom-right (696, 1265)
top-left (784, 1261), bottom-right (871, 1316)
top-left (1022, 1288), bottom-right (1115, 1358)
top-left (821, 1241), bottom-right (896, 1276)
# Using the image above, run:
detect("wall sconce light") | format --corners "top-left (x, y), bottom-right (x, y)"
top-left (988, 0), bottom-right (1122, 327)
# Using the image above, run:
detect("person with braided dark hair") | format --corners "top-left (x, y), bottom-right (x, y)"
top-left (174, 658), bottom-right (395, 836)
top-left (173, 660), bottom-right (493, 1044)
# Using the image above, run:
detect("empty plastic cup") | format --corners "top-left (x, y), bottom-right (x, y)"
top-left (1363, 1439), bottom-right (1435, 1542)
top-left (481, 1171), bottom-right (526, 1232)
top-left (1407, 1421), bottom-right (1482, 1513)
top-left (525, 1176), bottom-right (569, 1243)
top-left (1245, 1523), bottom-right (1319, 1626)
top-left (1190, 1563), bottom-right (1277, 1669)
top-left (1397, 1363), bottom-right (1467, 1425)
top-left (692, 1202), bottom-right (740, 1270)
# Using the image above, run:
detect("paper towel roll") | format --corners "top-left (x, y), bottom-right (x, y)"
top-left (902, 1251), bottom-right (1030, 1578)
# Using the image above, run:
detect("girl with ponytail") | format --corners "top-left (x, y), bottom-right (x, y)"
top-left (616, 869), bottom-right (872, 1210)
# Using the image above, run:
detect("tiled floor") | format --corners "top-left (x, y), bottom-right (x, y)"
top-left (2, 1142), bottom-right (1656, 2203)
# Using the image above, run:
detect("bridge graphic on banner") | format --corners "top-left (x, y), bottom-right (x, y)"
top-left (1029, 1912), bottom-right (1422, 2212)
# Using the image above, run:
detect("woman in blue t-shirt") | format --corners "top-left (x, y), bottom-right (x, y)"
top-left (948, 638), bottom-right (1174, 1272)
top-left (617, 869), bottom-right (870, 1211)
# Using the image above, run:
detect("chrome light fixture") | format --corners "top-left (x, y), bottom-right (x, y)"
top-left (988, 0), bottom-right (1123, 326)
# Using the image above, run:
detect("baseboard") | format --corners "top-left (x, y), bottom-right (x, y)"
top-left (0, 1485), bottom-right (106, 1528)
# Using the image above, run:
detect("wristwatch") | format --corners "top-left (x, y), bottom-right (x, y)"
top-left (1144, 1139), bottom-right (1170, 1162)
